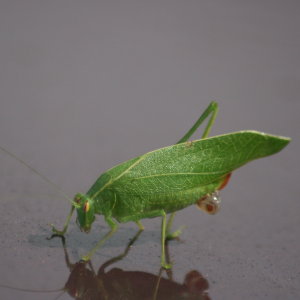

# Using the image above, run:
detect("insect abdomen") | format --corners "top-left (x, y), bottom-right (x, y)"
top-left (110, 180), bottom-right (222, 221)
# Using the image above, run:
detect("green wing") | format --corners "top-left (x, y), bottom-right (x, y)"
top-left (87, 131), bottom-right (289, 217)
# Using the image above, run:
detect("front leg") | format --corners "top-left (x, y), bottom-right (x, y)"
top-left (81, 216), bottom-right (118, 261)
top-left (50, 205), bottom-right (75, 237)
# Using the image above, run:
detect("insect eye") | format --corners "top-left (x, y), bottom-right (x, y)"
top-left (83, 202), bottom-right (90, 212)
top-left (74, 195), bottom-right (82, 204)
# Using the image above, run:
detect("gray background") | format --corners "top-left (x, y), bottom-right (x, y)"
top-left (0, 1), bottom-right (299, 299)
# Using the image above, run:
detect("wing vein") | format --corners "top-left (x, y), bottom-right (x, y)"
top-left (91, 154), bottom-right (147, 199)
top-left (130, 171), bottom-right (224, 180)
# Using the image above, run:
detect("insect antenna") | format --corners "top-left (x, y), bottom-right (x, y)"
top-left (0, 283), bottom-right (64, 294)
top-left (0, 146), bottom-right (78, 207)
top-left (53, 289), bottom-right (66, 300)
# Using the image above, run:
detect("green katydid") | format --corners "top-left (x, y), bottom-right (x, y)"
top-left (0, 102), bottom-right (290, 269)
top-left (49, 101), bottom-right (289, 268)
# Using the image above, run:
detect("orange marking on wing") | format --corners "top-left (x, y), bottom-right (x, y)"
top-left (218, 173), bottom-right (232, 190)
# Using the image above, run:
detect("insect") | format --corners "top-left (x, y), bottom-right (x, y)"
top-left (1, 102), bottom-right (290, 269)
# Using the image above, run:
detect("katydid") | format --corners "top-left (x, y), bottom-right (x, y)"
top-left (49, 101), bottom-right (289, 268)
top-left (0, 102), bottom-right (290, 269)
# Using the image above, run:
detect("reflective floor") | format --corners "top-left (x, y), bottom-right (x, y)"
top-left (0, 1), bottom-right (299, 299)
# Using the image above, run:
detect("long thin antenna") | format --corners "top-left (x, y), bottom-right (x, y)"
top-left (0, 283), bottom-right (63, 293)
top-left (53, 290), bottom-right (66, 300)
top-left (0, 145), bottom-right (76, 206)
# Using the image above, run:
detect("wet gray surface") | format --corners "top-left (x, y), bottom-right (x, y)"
top-left (0, 1), bottom-right (299, 299)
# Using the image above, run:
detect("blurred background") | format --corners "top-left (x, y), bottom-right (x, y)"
top-left (0, 1), bottom-right (299, 299)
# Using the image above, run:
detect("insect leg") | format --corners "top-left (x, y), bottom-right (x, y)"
top-left (165, 213), bottom-right (184, 240)
top-left (50, 205), bottom-right (75, 236)
top-left (161, 210), bottom-right (172, 269)
top-left (167, 102), bottom-right (219, 238)
top-left (135, 220), bottom-right (145, 230)
top-left (177, 101), bottom-right (218, 143)
top-left (115, 210), bottom-right (171, 267)
top-left (98, 229), bottom-right (143, 274)
top-left (81, 216), bottom-right (118, 261)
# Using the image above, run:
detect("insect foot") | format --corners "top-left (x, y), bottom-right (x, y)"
top-left (81, 255), bottom-right (91, 262)
top-left (166, 226), bottom-right (185, 241)
top-left (46, 224), bottom-right (67, 240)
top-left (50, 224), bottom-right (66, 236)
top-left (162, 262), bottom-right (172, 270)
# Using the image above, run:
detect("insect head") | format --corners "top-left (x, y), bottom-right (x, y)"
top-left (74, 193), bottom-right (95, 233)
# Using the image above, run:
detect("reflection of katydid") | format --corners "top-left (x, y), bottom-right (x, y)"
top-left (60, 233), bottom-right (211, 300)
top-left (0, 230), bottom-right (211, 299)
top-left (0, 102), bottom-right (290, 269)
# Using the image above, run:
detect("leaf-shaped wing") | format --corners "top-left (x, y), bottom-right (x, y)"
top-left (88, 131), bottom-right (289, 202)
